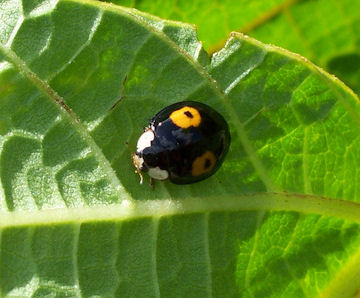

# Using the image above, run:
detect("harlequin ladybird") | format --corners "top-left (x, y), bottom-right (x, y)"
top-left (132, 101), bottom-right (230, 185)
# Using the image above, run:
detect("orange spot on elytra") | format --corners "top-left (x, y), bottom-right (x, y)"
top-left (170, 106), bottom-right (201, 128)
top-left (192, 151), bottom-right (216, 176)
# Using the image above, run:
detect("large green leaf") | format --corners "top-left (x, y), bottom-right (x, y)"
top-left (113, 0), bottom-right (360, 100)
top-left (1, 0), bottom-right (360, 297)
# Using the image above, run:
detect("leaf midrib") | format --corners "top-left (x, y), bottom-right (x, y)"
top-left (1, 192), bottom-right (360, 228)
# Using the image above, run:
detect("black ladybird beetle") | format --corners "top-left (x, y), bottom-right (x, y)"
top-left (132, 101), bottom-right (230, 185)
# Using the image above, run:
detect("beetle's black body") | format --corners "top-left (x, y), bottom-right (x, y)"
top-left (133, 101), bottom-right (230, 185)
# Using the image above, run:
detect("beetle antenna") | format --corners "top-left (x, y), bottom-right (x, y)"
top-left (128, 142), bottom-right (145, 184)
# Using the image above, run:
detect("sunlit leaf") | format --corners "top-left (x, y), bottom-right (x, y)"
top-left (0, 0), bottom-right (360, 297)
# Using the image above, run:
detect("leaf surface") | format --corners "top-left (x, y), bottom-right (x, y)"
top-left (0, 0), bottom-right (360, 297)
top-left (113, 0), bottom-right (360, 98)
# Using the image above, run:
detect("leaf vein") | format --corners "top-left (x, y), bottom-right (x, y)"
top-left (47, 9), bottom-right (104, 81)
top-left (203, 212), bottom-right (212, 297)
top-left (73, 223), bottom-right (81, 298)
top-left (0, 44), bottom-right (130, 202)
top-left (152, 218), bottom-right (160, 298)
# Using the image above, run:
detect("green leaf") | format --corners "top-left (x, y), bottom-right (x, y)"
top-left (112, 0), bottom-right (360, 100)
top-left (1, 0), bottom-right (360, 297)
top-left (109, 0), bottom-right (289, 50)
top-left (248, 0), bottom-right (360, 97)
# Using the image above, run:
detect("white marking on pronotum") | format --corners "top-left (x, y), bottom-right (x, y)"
top-left (136, 129), bottom-right (154, 151)
top-left (148, 167), bottom-right (169, 180)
